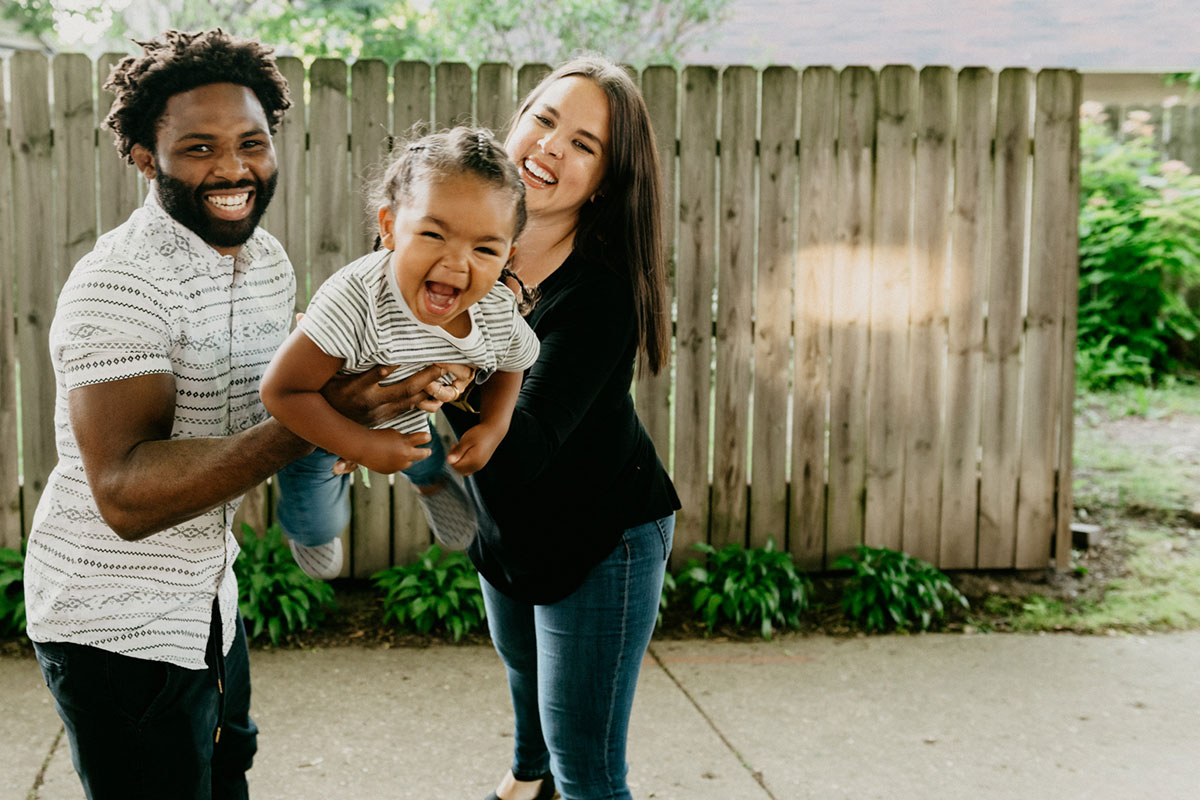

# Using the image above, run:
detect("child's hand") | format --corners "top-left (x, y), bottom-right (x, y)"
top-left (357, 428), bottom-right (434, 475)
top-left (446, 423), bottom-right (505, 476)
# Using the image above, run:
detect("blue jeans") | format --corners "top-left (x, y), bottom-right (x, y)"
top-left (275, 419), bottom-right (444, 546)
top-left (481, 513), bottom-right (674, 800)
top-left (32, 603), bottom-right (256, 800)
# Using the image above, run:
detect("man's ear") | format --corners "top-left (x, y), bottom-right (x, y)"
top-left (377, 206), bottom-right (396, 250)
top-left (130, 143), bottom-right (156, 181)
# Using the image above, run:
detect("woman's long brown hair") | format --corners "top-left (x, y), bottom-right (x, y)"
top-left (513, 57), bottom-right (669, 376)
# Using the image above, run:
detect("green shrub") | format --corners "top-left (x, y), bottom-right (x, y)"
top-left (834, 545), bottom-right (968, 632)
top-left (1076, 104), bottom-right (1200, 389)
top-left (234, 524), bottom-right (336, 645)
top-left (372, 545), bottom-right (485, 641)
top-left (672, 539), bottom-right (811, 639)
top-left (0, 542), bottom-right (26, 637)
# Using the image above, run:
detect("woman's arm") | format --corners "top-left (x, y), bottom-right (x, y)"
top-left (261, 329), bottom-right (433, 474)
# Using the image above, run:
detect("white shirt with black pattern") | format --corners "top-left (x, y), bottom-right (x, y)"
top-left (297, 249), bottom-right (540, 435)
top-left (24, 193), bottom-right (295, 669)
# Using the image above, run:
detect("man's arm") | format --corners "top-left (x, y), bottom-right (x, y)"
top-left (70, 373), bottom-right (313, 541)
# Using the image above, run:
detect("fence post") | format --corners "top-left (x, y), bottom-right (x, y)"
top-left (0, 58), bottom-right (20, 548)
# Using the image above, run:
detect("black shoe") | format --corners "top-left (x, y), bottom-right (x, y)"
top-left (483, 772), bottom-right (557, 800)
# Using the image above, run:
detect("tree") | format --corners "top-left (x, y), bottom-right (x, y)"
top-left (4, 0), bottom-right (731, 65)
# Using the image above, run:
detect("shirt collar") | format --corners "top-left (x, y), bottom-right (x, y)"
top-left (142, 189), bottom-right (264, 280)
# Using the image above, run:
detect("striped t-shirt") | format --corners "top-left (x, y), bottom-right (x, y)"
top-left (298, 250), bottom-right (540, 434)
top-left (24, 194), bottom-right (295, 669)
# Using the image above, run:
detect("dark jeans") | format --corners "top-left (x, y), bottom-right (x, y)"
top-left (32, 603), bottom-right (257, 800)
top-left (481, 513), bottom-right (674, 800)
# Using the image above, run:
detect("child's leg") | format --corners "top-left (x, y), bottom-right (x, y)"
top-left (401, 421), bottom-right (478, 550)
top-left (274, 448), bottom-right (349, 579)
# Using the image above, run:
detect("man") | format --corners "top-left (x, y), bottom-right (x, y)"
top-left (23, 30), bottom-right (456, 799)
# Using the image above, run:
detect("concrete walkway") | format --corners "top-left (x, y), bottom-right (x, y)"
top-left (4, 632), bottom-right (1199, 800)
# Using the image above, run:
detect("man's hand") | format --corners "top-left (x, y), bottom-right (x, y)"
top-left (321, 363), bottom-right (474, 425)
top-left (446, 422), bottom-right (506, 476)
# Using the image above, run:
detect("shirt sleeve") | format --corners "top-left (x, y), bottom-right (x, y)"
top-left (484, 268), bottom-right (635, 484)
top-left (51, 260), bottom-right (176, 389)
top-left (494, 288), bottom-right (541, 374)
top-left (296, 269), bottom-right (372, 363)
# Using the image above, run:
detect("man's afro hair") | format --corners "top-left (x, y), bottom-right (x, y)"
top-left (103, 29), bottom-right (291, 164)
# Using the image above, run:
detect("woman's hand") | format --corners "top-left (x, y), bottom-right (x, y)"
top-left (321, 363), bottom-right (474, 426)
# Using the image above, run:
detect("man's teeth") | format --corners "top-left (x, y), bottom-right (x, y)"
top-left (207, 193), bottom-right (250, 209)
top-left (524, 159), bottom-right (557, 184)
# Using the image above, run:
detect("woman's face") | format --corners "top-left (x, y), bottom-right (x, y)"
top-left (506, 76), bottom-right (610, 222)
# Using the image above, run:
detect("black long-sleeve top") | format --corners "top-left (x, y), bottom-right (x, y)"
top-left (443, 248), bottom-right (680, 604)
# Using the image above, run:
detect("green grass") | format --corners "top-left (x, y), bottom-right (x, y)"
top-left (983, 528), bottom-right (1200, 633)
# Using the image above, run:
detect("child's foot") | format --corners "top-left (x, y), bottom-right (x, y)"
top-left (287, 537), bottom-right (343, 580)
top-left (415, 467), bottom-right (477, 550)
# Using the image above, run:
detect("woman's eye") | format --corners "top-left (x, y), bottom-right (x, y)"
top-left (534, 114), bottom-right (552, 127)
top-left (574, 140), bottom-right (593, 154)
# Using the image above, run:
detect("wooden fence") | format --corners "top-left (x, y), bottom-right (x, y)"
top-left (0, 55), bottom-right (1082, 576)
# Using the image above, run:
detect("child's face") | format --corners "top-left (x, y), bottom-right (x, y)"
top-left (378, 172), bottom-right (517, 330)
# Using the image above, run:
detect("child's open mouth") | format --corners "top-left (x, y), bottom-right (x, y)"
top-left (423, 281), bottom-right (461, 315)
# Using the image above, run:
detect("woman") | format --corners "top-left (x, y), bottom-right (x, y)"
top-left (442, 57), bottom-right (680, 800)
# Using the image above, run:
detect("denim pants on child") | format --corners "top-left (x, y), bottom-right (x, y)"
top-left (275, 419), bottom-right (445, 545)
top-left (32, 601), bottom-right (257, 800)
top-left (480, 513), bottom-right (675, 800)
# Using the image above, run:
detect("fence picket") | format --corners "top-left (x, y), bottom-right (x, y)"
top-left (265, 56), bottom-right (309, 308)
top-left (1056, 75), bottom-right (1084, 570)
top-left (635, 66), bottom-right (678, 459)
top-left (53, 54), bottom-right (97, 287)
top-left (96, 53), bottom-right (140, 235)
top-left (477, 63), bottom-right (515, 132)
top-left (711, 66), bottom-right (757, 548)
top-left (1018, 70), bottom-right (1079, 569)
top-left (978, 69), bottom-right (1032, 568)
top-left (517, 64), bottom-right (551, 103)
top-left (791, 67), bottom-right (837, 569)
top-left (902, 67), bottom-right (953, 564)
top-left (348, 59), bottom-right (394, 577)
top-left (672, 66), bottom-right (719, 567)
top-left (12, 53), bottom-right (56, 534)
top-left (0, 59), bottom-right (20, 547)
top-left (939, 68), bottom-right (992, 568)
top-left (436, 63), bottom-right (473, 129)
top-left (864, 65), bottom-right (915, 552)
top-left (750, 67), bottom-right (797, 550)
top-left (826, 66), bottom-right (876, 562)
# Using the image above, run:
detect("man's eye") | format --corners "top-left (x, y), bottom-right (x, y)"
top-left (242, 140), bottom-right (265, 150)
top-left (187, 144), bottom-right (212, 153)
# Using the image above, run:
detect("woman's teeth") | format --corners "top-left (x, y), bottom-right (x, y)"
top-left (524, 159), bottom-right (557, 184)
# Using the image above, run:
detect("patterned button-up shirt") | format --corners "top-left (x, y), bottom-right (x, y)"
top-left (24, 193), bottom-right (294, 668)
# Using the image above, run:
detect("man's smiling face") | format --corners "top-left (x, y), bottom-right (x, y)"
top-left (131, 82), bottom-right (278, 256)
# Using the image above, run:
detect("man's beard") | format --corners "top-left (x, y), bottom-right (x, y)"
top-left (155, 169), bottom-right (278, 250)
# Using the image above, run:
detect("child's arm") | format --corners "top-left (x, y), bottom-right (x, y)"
top-left (445, 369), bottom-right (522, 476)
top-left (261, 329), bottom-right (432, 474)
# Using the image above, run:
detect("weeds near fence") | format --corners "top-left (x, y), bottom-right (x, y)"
top-left (235, 524), bottom-right (337, 645)
top-left (373, 545), bottom-right (486, 642)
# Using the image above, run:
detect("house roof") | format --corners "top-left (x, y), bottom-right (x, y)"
top-left (683, 0), bottom-right (1200, 71)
